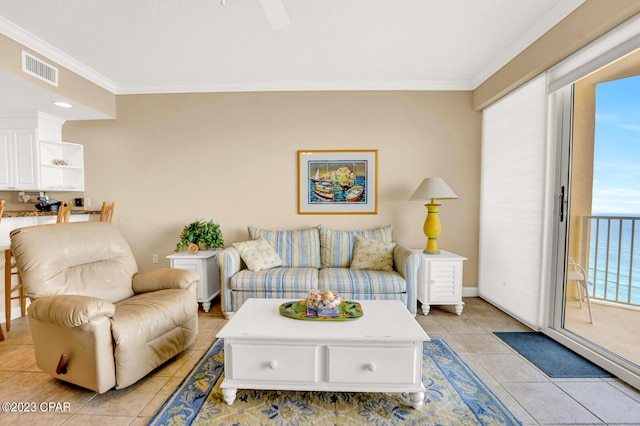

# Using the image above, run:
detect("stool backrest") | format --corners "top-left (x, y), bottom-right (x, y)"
top-left (100, 202), bottom-right (115, 223)
top-left (57, 202), bottom-right (72, 223)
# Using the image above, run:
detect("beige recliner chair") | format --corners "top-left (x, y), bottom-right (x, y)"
top-left (10, 221), bottom-right (199, 393)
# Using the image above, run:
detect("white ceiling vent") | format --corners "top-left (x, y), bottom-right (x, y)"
top-left (22, 51), bottom-right (58, 87)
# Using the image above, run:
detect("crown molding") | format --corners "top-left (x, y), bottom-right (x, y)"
top-left (0, 16), bottom-right (117, 94)
top-left (115, 79), bottom-right (474, 95)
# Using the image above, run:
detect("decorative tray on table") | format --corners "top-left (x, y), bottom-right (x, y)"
top-left (279, 300), bottom-right (363, 321)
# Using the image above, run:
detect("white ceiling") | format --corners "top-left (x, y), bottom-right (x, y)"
top-left (0, 0), bottom-right (585, 119)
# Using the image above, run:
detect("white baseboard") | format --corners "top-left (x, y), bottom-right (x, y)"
top-left (0, 301), bottom-right (31, 325)
top-left (0, 311), bottom-right (28, 324)
top-left (462, 286), bottom-right (479, 297)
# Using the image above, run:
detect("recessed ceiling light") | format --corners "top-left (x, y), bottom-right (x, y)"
top-left (53, 101), bottom-right (72, 108)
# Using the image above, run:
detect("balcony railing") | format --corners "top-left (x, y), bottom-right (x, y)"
top-left (580, 215), bottom-right (640, 307)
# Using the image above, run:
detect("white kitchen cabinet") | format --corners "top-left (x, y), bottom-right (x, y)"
top-left (1, 114), bottom-right (84, 191)
top-left (38, 140), bottom-right (84, 191)
top-left (167, 249), bottom-right (221, 312)
top-left (416, 250), bottom-right (466, 315)
top-left (0, 128), bottom-right (39, 190)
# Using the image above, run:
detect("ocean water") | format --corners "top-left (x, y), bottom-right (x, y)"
top-left (585, 216), bottom-right (640, 305)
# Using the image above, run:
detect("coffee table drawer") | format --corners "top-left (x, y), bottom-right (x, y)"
top-left (327, 345), bottom-right (420, 384)
top-left (228, 343), bottom-right (320, 383)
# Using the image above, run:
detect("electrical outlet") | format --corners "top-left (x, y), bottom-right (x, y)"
top-left (152, 254), bottom-right (158, 264)
top-left (84, 198), bottom-right (91, 208)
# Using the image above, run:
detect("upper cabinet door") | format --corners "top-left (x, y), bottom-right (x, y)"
top-left (12, 129), bottom-right (39, 190)
top-left (0, 128), bottom-right (39, 190)
top-left (0, 129), bottom-right (13, 189)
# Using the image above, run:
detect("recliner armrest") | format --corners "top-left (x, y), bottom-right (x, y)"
top-left (132, 268), bottom-right (200, 294)
top-left (29, 295), bottom-right (116, 327)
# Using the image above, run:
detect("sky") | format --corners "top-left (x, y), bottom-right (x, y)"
top-left (592, 75), bottom-right (640, 215)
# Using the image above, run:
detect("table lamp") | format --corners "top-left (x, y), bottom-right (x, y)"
top-left (410, 177), bottom-right (458, 254)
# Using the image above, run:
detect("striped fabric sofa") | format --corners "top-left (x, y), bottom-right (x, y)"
top-left (218, 225), bottom-right (422, 318)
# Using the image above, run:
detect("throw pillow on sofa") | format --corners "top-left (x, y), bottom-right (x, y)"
top-left (319, 225), bottom-right (393, 268)
top-left (350, 236), bottom-right (396, 271)
top-left (232, 237), bottom-right (283, 271)
top-left (248, 225), bottom-right (321, 268)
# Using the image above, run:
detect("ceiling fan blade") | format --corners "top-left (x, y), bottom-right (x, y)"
top-left (258, 0), bottom-right (290, 30)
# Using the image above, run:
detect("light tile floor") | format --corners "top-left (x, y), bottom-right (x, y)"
top-left (0, 297), bottom-right (638, 425)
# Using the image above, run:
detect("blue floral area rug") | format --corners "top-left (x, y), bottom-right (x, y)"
top-left (148, 338), bottom-right (521, 425)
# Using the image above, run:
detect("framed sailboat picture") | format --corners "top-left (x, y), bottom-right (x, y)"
top-left (298, 150), bottom-right (378, 214)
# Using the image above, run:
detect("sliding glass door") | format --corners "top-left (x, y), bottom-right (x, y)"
top-left (549, 42), bottom-right (640, 389)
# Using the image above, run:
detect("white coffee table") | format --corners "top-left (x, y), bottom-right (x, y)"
top-left (216, 298), bottom-right (430, 409)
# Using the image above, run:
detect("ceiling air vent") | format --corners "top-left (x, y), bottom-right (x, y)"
top-left (21, 51), bottom-right (58, 87)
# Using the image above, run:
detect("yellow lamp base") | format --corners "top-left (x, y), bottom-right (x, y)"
top-left (423, 203), bottom-right (441, 254)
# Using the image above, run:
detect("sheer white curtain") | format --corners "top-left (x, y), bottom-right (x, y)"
top-left (479, 74), bottom-right (549, 329)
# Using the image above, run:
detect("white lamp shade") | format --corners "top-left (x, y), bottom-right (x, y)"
top-left (410, 177), bottom-right (459, 201)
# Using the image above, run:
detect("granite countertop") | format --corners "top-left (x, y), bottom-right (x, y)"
top-left (2, 209), bottom-right (101, 218)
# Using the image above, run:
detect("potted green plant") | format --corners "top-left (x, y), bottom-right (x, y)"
top-left (176, 219), bottom-right (224, 252)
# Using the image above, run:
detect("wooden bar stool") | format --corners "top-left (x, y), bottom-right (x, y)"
top-left (4, 249), bottom-right (26, 332)
top-left (0, 200), bottom-right (4, 340)
top-left (0, 200), bottom-right (27, 337)
top-left (100, 202), bottom-right (115, 223)
top-left (57, 201), bottom-right (72, 223)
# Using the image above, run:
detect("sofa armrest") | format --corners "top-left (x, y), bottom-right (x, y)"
top-left (132, 268), bottom-right (200, 294)
top-left (393, 244), bottom-right (422, 315)
top-left (219, 246), bottom-right (245, 314)
top-left (29, 295), bottom-right (116, 328)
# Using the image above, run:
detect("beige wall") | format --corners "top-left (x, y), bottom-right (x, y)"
top-left (62, 91), bottom-right (482, 286)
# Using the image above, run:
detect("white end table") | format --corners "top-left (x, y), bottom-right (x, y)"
top-left (416, 250), bottom-right (466, 315)
top-left (216, 299), bottom-right (430, 408)
top-left (166, 249), bottom-right (221, 312)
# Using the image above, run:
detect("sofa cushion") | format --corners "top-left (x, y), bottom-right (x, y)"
top-left (319, 268), bottom-right (406, 295)
top-left (350, 236), bottom-right (396, 271)
top-left (232, 237), bottom-right (283, 271)
top-left (231, 290), bottom-right (312, 310)
top-left (248, 226), bottom-right (320, 268)
top-left (230, 267), bottom-right (319, 292)
top-left (319, 225), bottom-right (393, 268)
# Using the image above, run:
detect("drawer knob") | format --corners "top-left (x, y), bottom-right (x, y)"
top-left (268, 361), bottom-right (278, 370)
top-left (365, 363), bottom-right (376, 372)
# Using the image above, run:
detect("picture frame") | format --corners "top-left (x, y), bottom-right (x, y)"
top-left (298, 150), bottom-right (378, 214)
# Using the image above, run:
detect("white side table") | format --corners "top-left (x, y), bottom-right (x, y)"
top-left (167, 249), bottom-right (221, 312)
top-left (415, 250), bottom-right (466, 315)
